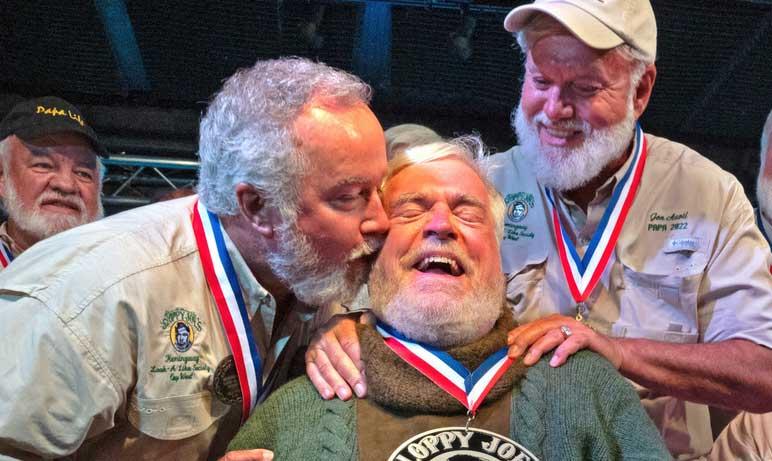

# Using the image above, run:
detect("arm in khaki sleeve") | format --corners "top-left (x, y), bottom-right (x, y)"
top-left (0, 295), bottom-right (125, 457)
top-left (617, 183), bottom-right (772, 412)
top-left (508, 182), bottom-right (772, 412)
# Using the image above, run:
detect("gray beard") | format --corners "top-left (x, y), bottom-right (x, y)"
top-left (368, 254), bottom-right (505, 348)
top-left (513, 102), bottom-right (636, 192)
top-left (265, 216), bottom-right (379, 307)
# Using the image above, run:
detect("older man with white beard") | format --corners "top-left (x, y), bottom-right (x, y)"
top-left (306, 1), bottom-right (772, 459)
top-left (490, 0), bottom-right (772, 459)
top-left (0, 58), bottom-right (388, 460)
top-left (228, 138), bottom-right (670, 460)
top-left (0, 96), bottom-right (104, 266)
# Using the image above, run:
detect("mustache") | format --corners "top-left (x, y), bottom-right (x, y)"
top-left (531, 112), bottom-right (591, 133)
top-left (36, 190), bottom-right (85, 214)
top-left (348, 236), bottom-right (384, 261)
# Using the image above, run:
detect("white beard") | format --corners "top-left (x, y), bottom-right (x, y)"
top-left (513, 100), bottom-right (636, 192)
top-left (2, 175), bottom-right (102, 242)
top-left (368, 241), bottom-right (504, 348)
top-left (265, 216), bottom-right (382, 307)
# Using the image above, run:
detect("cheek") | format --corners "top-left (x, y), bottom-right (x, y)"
top-left (580, 97), bottom-right (629, 129)
top-left (519, 85), bottom-right (542, 118)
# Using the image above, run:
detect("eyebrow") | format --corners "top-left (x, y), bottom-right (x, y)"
top-left (24, 144), bottom-right (97, 169)
top-left (334, 176), bottom-right (372, 188)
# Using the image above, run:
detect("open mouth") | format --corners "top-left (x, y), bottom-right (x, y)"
top-left (413, 255), bottom-right (464, 276)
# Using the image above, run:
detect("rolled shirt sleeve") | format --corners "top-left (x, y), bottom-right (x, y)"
top-left (698, 179), bottom-right (772, 347)
top-left (0, 294), bottom-right (125, 457)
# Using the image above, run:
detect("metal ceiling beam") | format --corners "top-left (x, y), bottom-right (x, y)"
top-left (94, 0), bottom-right (150, 92)
top-left (353, 1), bottom-right (392, 88)
top-left (337, 0), bottom-right (515, 15)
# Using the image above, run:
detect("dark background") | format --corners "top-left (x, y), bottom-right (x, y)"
top-left (2, 0), bottom-right (772, 209)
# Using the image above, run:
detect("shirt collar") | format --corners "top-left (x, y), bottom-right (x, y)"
top-left (0, 221), bottom-right (22, 257)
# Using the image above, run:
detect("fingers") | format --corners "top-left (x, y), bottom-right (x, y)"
top-left (506, 314), bottom-right (567, 360)
top-left (522, 328), bottom-right (565, 366)
top-left (305, 315), bottom-right (366, 401)
top-left (219, 449), bottom-right (274, 461)
top-left (332, 323), bottom-right (367, 398)
top-left (549, 333), bottom-right (589, 367)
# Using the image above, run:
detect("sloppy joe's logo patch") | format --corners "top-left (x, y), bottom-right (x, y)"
top-left (388, 427), bottom-right (539, 461)
top-left (161, 308), bottom-right (203, 353)
top-left (505, 193), bottom-right (534, 224)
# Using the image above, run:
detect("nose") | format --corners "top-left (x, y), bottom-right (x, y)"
top-left (543, 87), bottom-right (574, 121)
top-left (360, 190), bottom-right (389, 236)
top-left (48, 170), bottom-right (78, 195)
top-left (423, 204), bottom-right (457, 241)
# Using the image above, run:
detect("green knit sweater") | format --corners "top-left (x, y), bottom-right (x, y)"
top-left (229, 350), bottom-right (670, 460)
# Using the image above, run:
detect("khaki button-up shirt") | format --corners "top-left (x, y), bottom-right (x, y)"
top-left (487, 133), bottom-right (772, 459)
top-left (0, 195), bottom-right (312, 460)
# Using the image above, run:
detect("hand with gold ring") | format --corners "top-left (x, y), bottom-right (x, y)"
top-left (506, 314), bottom-right (625, 369)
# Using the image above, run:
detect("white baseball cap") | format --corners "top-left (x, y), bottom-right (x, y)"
top-left (504, 0), bottom-right (657, 62)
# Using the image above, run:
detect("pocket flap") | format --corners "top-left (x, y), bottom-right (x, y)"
top-left (128, 391), bottom-right (230, 440)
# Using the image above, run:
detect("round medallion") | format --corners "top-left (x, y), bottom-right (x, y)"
top-left (388, 426), bottom-right (539, 461)
top-left (212, 355), bottom-right (243, 404)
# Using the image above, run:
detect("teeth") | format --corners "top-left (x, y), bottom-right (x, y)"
top-left (417, 256), bottom-right (459, 274)
top-left (543, 127), bottom-right (574, 138)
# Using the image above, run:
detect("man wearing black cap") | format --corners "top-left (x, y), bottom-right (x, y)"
top-left (0, 96), bottom-right (104, 266)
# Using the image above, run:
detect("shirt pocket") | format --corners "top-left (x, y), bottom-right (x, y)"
top-left (127, 390), bottom-right (230, 440)
top-left (614, 239), bottom-right (708, 343)
top-left (505, 259), bottom-right (548, 324)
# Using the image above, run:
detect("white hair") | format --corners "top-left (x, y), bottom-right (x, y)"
top-left (383, 135), bottom-right (506, 243)
top-left (760, 109), bottom-right (772, 171)
top-left (197, 57), bottom-right (372, 218)
top-left (384, 123), bottom-right (442, 160)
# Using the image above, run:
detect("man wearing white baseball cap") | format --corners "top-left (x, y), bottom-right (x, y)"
top-left (494, 0), bottom-right (772, 459)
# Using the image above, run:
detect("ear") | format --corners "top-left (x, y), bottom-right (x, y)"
top-left (235, 183), bottom-right (276, 238)
top-left (632, 64), bottom-right (657, 119)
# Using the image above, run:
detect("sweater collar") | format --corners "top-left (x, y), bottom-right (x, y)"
top-left (359, 310), bottom-right (527, 414)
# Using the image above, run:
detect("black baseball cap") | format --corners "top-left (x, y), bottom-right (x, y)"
top-left (0, 96), bottom-right (108, 157)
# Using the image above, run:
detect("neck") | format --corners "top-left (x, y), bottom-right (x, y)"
top-left (219, 215), bottom-right (294, 309)
top-left (5, 219), bottom-right (40, 254)
top-left (563, 144), bottom-right (632, 213)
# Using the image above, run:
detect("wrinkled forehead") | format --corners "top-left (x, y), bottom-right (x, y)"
top-left (383, 158), bottom-right (489, 208)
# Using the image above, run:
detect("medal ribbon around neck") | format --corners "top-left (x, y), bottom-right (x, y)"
top-left (0, 241), bottom-right (13, 268)
top-left (376, 322), bottom-right (513, 415)
top-left (191, 200), bottom-right (262, 421)
top-left (544, 124), bottom-right (647, 304)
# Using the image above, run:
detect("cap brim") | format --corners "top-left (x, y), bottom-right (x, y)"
top-left (13, 126), bottom-right (110, 158)
top-left (504, 3), bottom-right (623, 51)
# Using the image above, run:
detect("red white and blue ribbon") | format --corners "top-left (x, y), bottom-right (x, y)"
top-left (0, 241), bottom-right (14, 268)
top-left (544, 124), bottom-right (647, 304)
top-left (191, 200), bottom-right (262, 421)
top-left (377, 322), bottom-right (512, 414)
